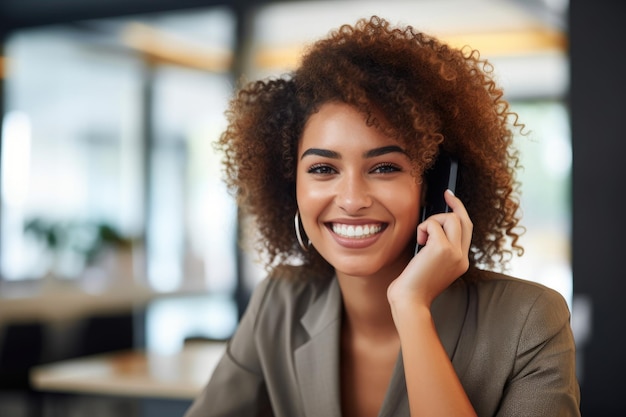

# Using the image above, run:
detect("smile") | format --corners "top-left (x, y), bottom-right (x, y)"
top-left (331, 223), bottom-right (384, 239)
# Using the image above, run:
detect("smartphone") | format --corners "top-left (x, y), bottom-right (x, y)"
top-left (415, 153), bottom-right (459, 254)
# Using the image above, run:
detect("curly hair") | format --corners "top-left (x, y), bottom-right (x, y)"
top-left (216, 16), bottom-right (525, 282)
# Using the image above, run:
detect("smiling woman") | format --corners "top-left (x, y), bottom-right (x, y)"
top-left (183, 15), bottom-right (580, 417)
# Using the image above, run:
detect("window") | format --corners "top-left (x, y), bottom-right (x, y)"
top-left (2, 7), bottom-right (238, 292)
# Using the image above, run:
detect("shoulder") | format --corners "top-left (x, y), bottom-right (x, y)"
top-left (472, 270), bottom-right (570, 315)
top-left (456, 275), bottom-right (580, 415)
top-left (226, 266), bottom-right (334, 368)
top-left (254, 265), bottom-right (333, 300)
top-left (246, 265), bottom-right (335, 323)
top-left (469, 270), bottom-right (572, 343)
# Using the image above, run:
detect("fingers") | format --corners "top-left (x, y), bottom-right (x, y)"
top-left (401, 190), bottom-right (473, 305)
top-left (443, 189), bottom-right (473, 252)
top-left (417, 189), bottom-right (473, 255)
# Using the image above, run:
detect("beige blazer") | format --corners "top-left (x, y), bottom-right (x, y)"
top-left (184, 268), bottom-right (580, 417)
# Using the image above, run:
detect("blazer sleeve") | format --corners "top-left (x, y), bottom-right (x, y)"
top-left (183, 278), bottom-right (274, 417)
top-left (496, 288), bottom-right (581, 417)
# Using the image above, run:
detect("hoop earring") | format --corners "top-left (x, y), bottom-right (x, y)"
top-left (294, 210), bottom-right (311, 252)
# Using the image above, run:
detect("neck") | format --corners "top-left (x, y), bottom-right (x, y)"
top-left (336, 246), bottom-right (413, 339)
top-left (337, 270), bottom-right (398, 340)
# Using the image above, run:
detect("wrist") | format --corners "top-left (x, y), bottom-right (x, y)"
top-left (389, 297), bottom-right (433, 330)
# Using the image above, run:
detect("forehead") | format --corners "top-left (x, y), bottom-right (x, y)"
top-left (299, 102), bottom-right (399, 153)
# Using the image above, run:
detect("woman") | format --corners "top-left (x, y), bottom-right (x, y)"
top-left (184, 16), bottom-right (580, 417)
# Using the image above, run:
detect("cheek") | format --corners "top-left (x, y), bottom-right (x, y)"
top-left (295, 173), bottom-right (324, 231)
top-left (295, 171), bottom-right (311, 208)
top-left (295, 162), bottom-right (331, 208)
top-left (296, 182), bottom-right (328, 223)
top-left (381, 182), bottom-right (422, 222)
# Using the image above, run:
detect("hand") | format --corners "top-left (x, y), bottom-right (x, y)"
top-left (387, 189), bottom-right (473, 309)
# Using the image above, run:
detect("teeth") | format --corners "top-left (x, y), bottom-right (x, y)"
top-left (332, 223), bottom-right (382, 239)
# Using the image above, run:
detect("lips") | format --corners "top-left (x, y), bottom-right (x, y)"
top-left (330, 223), bottom-right (385, 239)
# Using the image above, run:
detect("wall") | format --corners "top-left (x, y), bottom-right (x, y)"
top-left (571, 1), bottom-right (626, 415)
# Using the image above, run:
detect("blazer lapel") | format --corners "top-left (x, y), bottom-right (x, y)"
top-left (294, 278), bottom-right (343, 417)
top-left (378, 353), bottom-right (410, 417)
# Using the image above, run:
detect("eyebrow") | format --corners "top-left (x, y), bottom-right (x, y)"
top-left (300, 145), bottom-right (406, 160)
top-left (364, 145), bottom-right (407, 158)
top-left (300, 148), bottom-right (340, 159)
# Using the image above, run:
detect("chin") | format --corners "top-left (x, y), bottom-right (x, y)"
top-left (329, 259), bottom-right (386, 278)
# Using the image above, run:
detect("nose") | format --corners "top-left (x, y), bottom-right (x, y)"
top-left (335, 173), bottom-right (372, 214)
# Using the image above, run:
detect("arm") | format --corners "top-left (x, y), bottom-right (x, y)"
top-left (184, 351), bottom-right (273, 417)
top-left (495, 289), bottom-right (580, 417)
top-left (184, 279), bottom-right (274, 417)
top-left (391, 302), bottom-right (477, 416)
top-left (388, 190), bottom-right (477, 416)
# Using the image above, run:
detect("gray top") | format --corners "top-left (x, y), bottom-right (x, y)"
top-left (184, 267), bottom-right (581, 417)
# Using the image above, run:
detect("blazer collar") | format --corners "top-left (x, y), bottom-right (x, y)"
top-left (295, 277), bottom-right (343, 417)
top-left (294, 277), bottom-right (470, 417)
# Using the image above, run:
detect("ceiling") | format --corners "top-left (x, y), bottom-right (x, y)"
top-left (0, 0), bottom-right (566, 38)
top-left (0, 0), bottom-right (568, 99)
top-left (0, 0), bottom-right (241, 36)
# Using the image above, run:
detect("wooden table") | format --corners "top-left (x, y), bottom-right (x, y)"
top-left (30, 341), bottom-right (226, 400)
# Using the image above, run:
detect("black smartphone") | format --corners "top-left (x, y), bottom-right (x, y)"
top-left (415, 153), bottom-right (459, 254)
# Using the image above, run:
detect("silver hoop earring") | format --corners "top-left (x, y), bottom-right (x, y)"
top-left (294, 210), bottom-right (311, 252)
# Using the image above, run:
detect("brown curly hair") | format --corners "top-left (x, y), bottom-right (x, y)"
top-left (216, 16), bottom-right (525, 282)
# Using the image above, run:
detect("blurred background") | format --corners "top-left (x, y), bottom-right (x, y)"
top-left (0, 0), bottom-right (622, 416)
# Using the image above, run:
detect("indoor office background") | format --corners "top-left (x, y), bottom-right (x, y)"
top-left (0, 0), bottom-right (621, 416)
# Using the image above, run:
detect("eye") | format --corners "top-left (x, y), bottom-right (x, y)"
top-left (371, 162), bottom-right (402, 174)
top-left (307, 163), bottom-right (337, 175)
